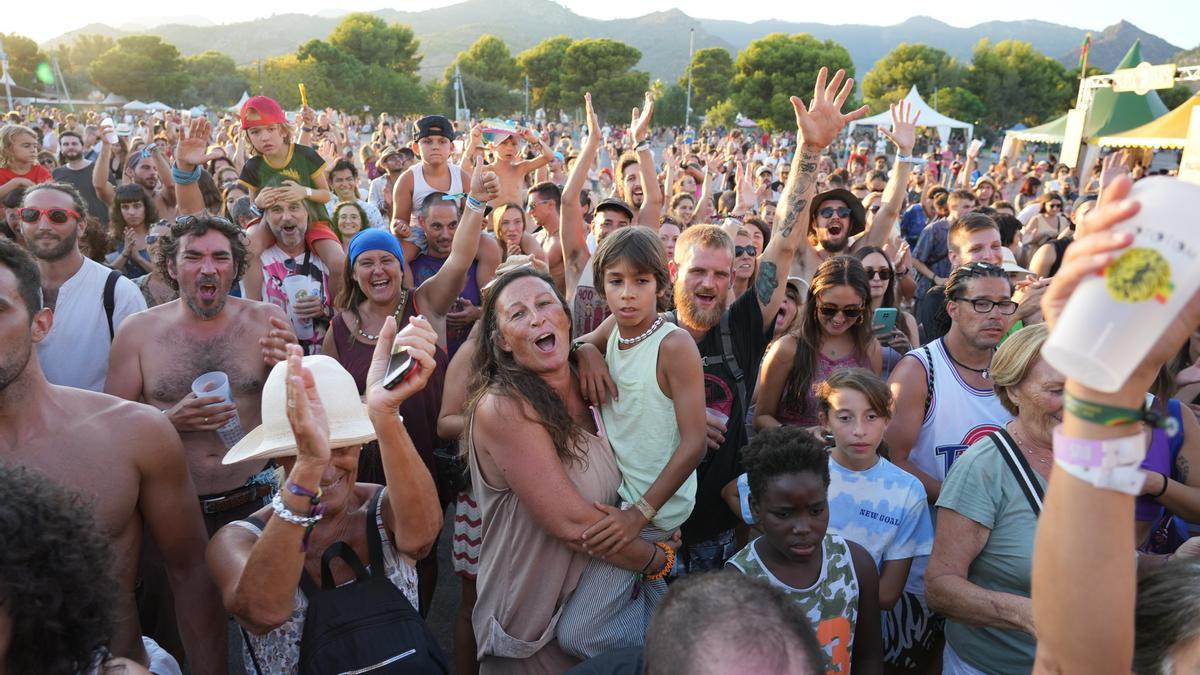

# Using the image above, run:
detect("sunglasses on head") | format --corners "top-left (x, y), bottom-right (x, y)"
top-left (19, 207), bottom-right (81, 224)
top-left (735, 245), bottom-right (757, 257)
top-left (819, 206), bottom-right (852, 219)
top-left (145, 234), bottom-right (160, 245)
top-left (817, 304), bottom-right (864, 319)
top-left (864, 267), bottom-right (893, 281)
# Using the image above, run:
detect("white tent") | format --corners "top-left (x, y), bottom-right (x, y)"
top-left (101, 92), bottom-right (127, 105)
top-left (146, 101), bottom-right (172, 112)
top-left (848, 85), bottom-right (974, 149)
top-left (228, 91), bottom-right (250, 112)
top-left (122, 100), bottom-right (149, 111)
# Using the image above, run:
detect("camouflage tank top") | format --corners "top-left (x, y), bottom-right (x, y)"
top-left (727, 533), bottom-right (859, 675)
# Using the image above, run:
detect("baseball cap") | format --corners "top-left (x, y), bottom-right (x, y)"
top-left (755, 165), bottom-right (773, 177)
top-left (594, 197), bottom-right (635, 221)
top-left (240, 96), bottom-right (288, 129)
top-left (415, 115), bottom-right (456, 141)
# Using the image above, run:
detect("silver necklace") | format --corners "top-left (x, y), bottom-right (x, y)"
top-left (618, 315), bottom-right (665, 346)
top-left (1009, 422), bottom-right (1049, 464)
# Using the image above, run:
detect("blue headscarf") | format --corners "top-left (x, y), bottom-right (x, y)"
top-left (348, 229), bottom-right (405, 270)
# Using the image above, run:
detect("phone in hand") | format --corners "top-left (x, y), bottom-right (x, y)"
top-left (872, 307), bottom-right (898, 336)
top-left (382, 347), bottom-right (418, 390)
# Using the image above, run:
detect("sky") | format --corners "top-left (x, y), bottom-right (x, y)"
top-left (3, 0), bottom-right (1197, 49)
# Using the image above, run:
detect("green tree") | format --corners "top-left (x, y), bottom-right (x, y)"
top-left (937, 86), bottom-right (986, 124)
top-left (703, 98), bottom-right (738, 130)
top-left (730, 33), bottom-right (855, 131)
top-left (52, 34), bottom-right (114, 93)
top-left (862, 44), bottom-right (962, 113)
top-left (443, 35), bottom-right (522, 116)
top-left (517, 36), bottom-right (573, 113)
top-left (1159, 84), bottom-right (1194, 110)
top-left (183, 51), bottom-right (251, 107)
top-left (88, 36), bottom-right (189, 103)
top-left (1, 33), bottom-right (47, 91)
top-left (681, 47), bottom-right (734, 116)
top-left (327, 13), bottom-right (421, 75)
top-left (559, 38), bottom-right (649, 120)
top-left (963, 39), bottom-right (1074, 129)
top-left (652, 81), bottom-right (688, 127)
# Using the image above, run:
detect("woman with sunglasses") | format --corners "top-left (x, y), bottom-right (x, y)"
top-left (755, 256), bottom-right (882, 432)
top-left (730, 229), bottom-right (758, 300)
top-left (855, 246), bottom-right (920, 380)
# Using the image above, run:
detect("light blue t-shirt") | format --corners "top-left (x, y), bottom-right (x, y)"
top-left (827, 456), bottom-right (933, 570)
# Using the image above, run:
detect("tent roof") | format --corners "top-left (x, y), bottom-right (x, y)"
top-left (122, 100), bottom-right (149, 111)
top-left (228, 91), bottom-right (251, 112)
top-left (1004, 40), bottom-right (1169, 145)
top-left (101, 92), bottom-right (127, 105)
top-left (1096, 92), bottom-right (1200, 149)
top-left (849, 85), bottom-right (974, 131)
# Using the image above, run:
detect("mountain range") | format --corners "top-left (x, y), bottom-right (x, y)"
top-left (42, 0), bottom-right (1188, 84)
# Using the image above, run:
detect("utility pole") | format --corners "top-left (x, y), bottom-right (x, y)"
top-left (454, 64), bottom-right (463, 121)
top-left (524, 75), bottom-right (530, 122)
top-left (52, 56), bottom-right (73, 110)
top-left (684, 28), bottom-right (695, 129)
top-left (0, 37), bottom-right (13, 112)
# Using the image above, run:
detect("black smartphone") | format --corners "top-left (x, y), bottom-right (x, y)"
top-left (382, 347), bottom-right (417, 390)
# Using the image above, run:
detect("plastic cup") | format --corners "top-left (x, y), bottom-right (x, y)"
top-left (706, 407), bottom-right (730, 427)
top-left (280, 275), bottom-right (321, 340)
top-left (191, 371), bottom-right (245, 449)
top-left (1042, 177), bottom-right (1200, 392)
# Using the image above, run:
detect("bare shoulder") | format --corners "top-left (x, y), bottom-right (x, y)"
top-left (237, 296), bottom-right (286, 323)
top-left (62, 386), bottom-right (177, 449)
top-left (660, 326), bottom-right (701, 360)
top-left (770, 333), bottom-right (800, 359)
top-left (889, 353), bottom-right (929, 395)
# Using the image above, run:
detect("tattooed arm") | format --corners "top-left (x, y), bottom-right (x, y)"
top-left (756, 67), bottom-right (869, 330)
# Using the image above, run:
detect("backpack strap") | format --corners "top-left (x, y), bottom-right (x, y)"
top-left (990, 430), bottom-right (1045, 516)
top-left (666, 309), bottom-right (747, 414)
top-left (365, 486), bottom-right (387, 577)
top-left (103, 269), bottom-right (120, 341)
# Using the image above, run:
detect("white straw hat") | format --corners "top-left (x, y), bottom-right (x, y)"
top-left (1001, 247), bottom-right (1032, 276)
top-left (223, 355), bottom-right (376, 465)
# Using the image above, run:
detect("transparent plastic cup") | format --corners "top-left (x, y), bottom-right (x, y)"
top-left (1042, 177), bottom-right (1200, 392)
top-left (191, 371), bottom-right (245, 449)
top-left (281, 274), bottom-right (321, 340)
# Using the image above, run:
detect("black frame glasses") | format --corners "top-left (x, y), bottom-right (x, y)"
top-left (864, 267), bottom-right (893, 281)
top-left (953, 297), bottom-right (1018, 315)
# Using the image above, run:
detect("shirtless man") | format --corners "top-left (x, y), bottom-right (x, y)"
top-left (527, 181), bottom-right (566, 291)
top-left (788, 101), bottom-right (919, 285)
top-left (105, 214), bottom-right (297, 533)
top-left (0, 238), bottom-right (226, 673)
top-left (467, 123), bottom-right (552, 207)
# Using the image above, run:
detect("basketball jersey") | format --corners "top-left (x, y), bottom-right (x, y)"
top-left (571, 262), bottom-right (609, 338)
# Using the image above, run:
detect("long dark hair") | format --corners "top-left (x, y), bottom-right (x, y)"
top-left (109, 183), bottom-right (158, 241)
top-left (853, 245), bottom-right (897, 310)
top-left (466, 267), bottom-right (586, 464)
top-left (781, 256), bottom-right (873, 416)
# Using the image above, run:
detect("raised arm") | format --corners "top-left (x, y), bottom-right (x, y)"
top-left (515, 126), bottom-right (553, 174)
top-left (853, 102), bottom-right (917, 252)
top-left (174, 117), bottom-right (222, 216)
top-left (93, 134), bottom-right (116, 205)
top-left (414, 158), bottom-right (500, 316)
top-left (759, 67), bottom-right (869, 323)
top-left (631, 92), bottom-right (664, 228)
top-left (561, 93), bottom-right (601, 295)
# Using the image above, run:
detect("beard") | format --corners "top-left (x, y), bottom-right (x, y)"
top-left (673, 277), bottom-right (724, 332)
top-left (61, 150), bottom-right (83, 162)
top-left (0, 335), bottom-right (32, 394)
top-left (820, 233), bottom-right (849, 254)
top-left (29, 229), bottom-right (79, 261)
top-left (183, 275), bottom-right (228, 320)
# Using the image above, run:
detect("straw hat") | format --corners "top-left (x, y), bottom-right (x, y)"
top-left (1001, 247), bottom-right (1032, 276)
top-left (223, 355), bottom-right (376, 465)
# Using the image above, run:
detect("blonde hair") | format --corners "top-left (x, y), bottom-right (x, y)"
top-left (0, 125), bottom-right (38, 169)
top-left (990, 323), bottom-right (1050, 415)
top-left (674, 223), bottom-right (733, 264)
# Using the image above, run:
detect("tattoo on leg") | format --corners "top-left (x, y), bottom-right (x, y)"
top-left (755, 261), bottom-right (779, 305)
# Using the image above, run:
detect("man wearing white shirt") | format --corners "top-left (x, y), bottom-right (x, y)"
top-left (20, 182), bottom-right (146, 391)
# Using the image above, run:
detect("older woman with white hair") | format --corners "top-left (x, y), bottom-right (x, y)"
top-left (207, 316), bottom-right (447, 674)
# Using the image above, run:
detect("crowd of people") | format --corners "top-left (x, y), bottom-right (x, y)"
top-left (2, 62), bottom-right (1200, 675)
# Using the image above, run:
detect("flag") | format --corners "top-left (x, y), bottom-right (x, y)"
top-left (1079, 33), bottom-right (1092, 72)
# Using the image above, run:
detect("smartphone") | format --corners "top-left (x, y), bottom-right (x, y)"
top-left (873, 308), bottom-right (898, 336)
top-left (382, 347), bottom-right (418, 390)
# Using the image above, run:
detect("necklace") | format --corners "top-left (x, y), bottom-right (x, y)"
top-left (1009, 422), bottom-right (1049, 464)
top-left (943, 342), bottom-right (992, 379)
top-left (355, 286), bottom-right (409, 343)
top-left (618, 315), bottom-right (665, 346)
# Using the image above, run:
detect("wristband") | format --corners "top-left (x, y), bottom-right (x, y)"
top-left (1149, 471), bottom-right (1169, 499)
top-left (634, 140), bottom-right (651, 152)
top-left (895, 155), bottom-right (926, 165)
top-left (634, 497), bottom-right (658, 522)
top-left (1063, 392), bottom-right (1178, 436)
top-left (305, 187), bottom-right (313, 199)
top-left (570, 340), bottom-right (586, 355)
top-left (644, 542), bottom-right (675, 581)
top-left (1052, 425), bottom-right (1148, 496)
top-left (171, 164), bottom-right (202, 185)
top-left (465, 195), bottom-right (486, 213)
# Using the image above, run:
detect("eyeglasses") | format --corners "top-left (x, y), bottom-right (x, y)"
top-left (819, 206), bottom-right (852, 219)
top-left (817, 305), bottom-right (864, 320)
top-left (527, 199), bottom-right (553, 210)
top-left (1047, 202), bottom-right (1063, 210)
top-left (735, 245), bottom-right (757, 257)
top-left (19, 207), bottom-right (81, 224)
top-left (864, 267), bottom-right (893, 281)
top-left (953, 297), bottom-right (1019, 315)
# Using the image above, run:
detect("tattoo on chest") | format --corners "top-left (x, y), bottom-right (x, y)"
top-left (755, 261), bottom-right (779, 305)
top-left (150, 327), bottom-right (263, 403)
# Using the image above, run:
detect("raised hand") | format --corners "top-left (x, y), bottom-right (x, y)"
top-left (790, 67), bottom-right (869, 150)
top-left (1099, 150), bottom-right (1130, 196)
top-left (584, 92), bottom-right (600, 147)
top-left (880, 100), bottom-right (920, 156)
top-left (284, 344), bottom-right (332, 466)
top-left (365, 315), bottom-right (439, 415)
top-left (631, 91), bottom-right (655, 143)
top-left (468, 155), bottom-right (500, 203)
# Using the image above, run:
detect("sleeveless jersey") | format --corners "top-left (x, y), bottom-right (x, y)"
top-left (571, 262), bottom-right (609, 338)
top-left (411, 164), bottom-right (463, 214)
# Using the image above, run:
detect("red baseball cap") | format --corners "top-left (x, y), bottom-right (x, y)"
top-left (240, 96), bottom-right (288, 129)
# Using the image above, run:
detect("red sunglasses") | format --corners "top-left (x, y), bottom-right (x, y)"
top-left (18, 207), bottom-right (82, 225)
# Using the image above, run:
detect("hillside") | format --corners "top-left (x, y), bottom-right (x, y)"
top-left (41, 0), bottom-right (1182, 83)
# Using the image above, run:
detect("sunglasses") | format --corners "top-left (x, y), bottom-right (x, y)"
top-left (145, 234), bottom-right (160, 245)
top-left (864, 267), bottom-right (893, 281)
top-left (817, 305), bottom-right (864, 320)
top-left (819, 206), bottom-right (852, 219)
top-left (19, 207), bottom-right (81, 224)
top-left (1047, 202), bottom-right (1063, 210)
top-left (735, 245), bottom-right (757, 257)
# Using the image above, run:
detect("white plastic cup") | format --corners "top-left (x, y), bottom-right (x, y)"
top-left (1042, 177), bottom-right (1200, 392)
top-left (191, 371), bottom-right (245, 449)
top-left (281, 274), bottom-right (321, 340)
top-left (706, 407), bottom-right (730, 427)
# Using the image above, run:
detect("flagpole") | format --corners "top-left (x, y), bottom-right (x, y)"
top-left (1079, 32), bottom-right (1092, 81)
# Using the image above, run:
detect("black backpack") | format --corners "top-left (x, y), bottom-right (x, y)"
top-left (243, 488), bottom-right (449, 674)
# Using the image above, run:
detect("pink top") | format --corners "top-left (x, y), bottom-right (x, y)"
top-left (778, 351), bottom-right (869, 427)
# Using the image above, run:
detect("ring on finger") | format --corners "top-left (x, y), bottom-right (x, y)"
top-left (204, 417), bottom-right (209, 424)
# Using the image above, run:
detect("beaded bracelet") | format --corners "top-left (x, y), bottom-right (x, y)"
top-left (271, 492), bottom-right (322, 527)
